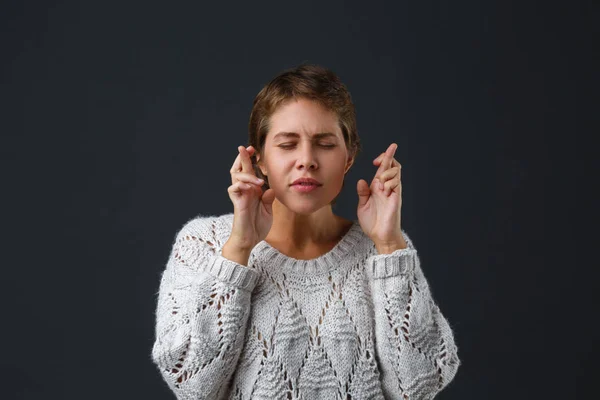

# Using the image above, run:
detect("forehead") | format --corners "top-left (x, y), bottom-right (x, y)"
top-left (267, 98), bottom-right (342, 141)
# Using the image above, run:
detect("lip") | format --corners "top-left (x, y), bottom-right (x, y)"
top-left (291, 184), bottom-right (321, 193)
top-left (291, 177), bottom-right (322, 186)
top-left (290, 177), bottom-right (322, 193)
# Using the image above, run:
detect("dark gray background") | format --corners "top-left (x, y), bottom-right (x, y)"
top-left (2, 0), bottom-right (596, 399)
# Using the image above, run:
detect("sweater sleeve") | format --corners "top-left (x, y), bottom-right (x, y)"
top-left (366, 231), bottom-right (460, 399)
top-left (151, 217), bottom-right (259, 400)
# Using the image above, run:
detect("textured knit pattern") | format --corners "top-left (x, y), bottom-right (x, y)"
top-left (151, 213), bottom-right (460, 400)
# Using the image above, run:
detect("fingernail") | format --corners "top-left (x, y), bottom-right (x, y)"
top-left (256, 178), bottom-right (264, 184)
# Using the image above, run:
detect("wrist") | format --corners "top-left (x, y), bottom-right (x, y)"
top-left (224, 235), bottom-right (256, 251)
top-left (374, 237), bottom-right (408, 254)
top-left (222, 240), bottom-right (253, 266)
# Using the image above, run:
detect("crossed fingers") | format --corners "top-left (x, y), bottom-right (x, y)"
top-left (230, 145), bottom-right (264, 191)
top-left (373, 143), bottom-right (402, 196)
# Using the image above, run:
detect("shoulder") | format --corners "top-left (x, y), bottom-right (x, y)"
top-left (174, 212), bottom-right (234, 250)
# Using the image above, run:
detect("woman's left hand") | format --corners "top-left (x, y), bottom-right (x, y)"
top-left (356, 143), bottom-right (407, 253)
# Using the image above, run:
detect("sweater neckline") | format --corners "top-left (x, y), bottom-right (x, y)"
top-left (251, 219), bottom-right (365, 275)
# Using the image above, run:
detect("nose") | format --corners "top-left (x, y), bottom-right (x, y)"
top-left (296, 144), bottom-right (317, 170)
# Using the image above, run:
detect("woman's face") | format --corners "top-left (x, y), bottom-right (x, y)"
top-left (257, 98), bottom-right (354, 214)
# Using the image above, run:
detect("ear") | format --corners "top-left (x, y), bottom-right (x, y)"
top-left (344, 154), bottom-right (355, 175)
top-left (255, 153), bottom-right (267, 176)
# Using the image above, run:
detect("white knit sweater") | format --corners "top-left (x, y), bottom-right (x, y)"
top-left (151, 213), bottom-right (460, 400)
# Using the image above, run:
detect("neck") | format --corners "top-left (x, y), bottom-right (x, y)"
top-left (265, 199), bottom-right (349, 250)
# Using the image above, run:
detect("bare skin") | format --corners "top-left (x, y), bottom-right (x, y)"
top-left (253, 99), bottom-right (356, 259)
top-left (264, 208), bottom-right (354, 260)
top-left (222, 143), bottom-right (352, 264)
top-left (223, 98), bottom-right (406, 266)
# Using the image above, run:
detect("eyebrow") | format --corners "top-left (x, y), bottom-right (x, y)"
top-left (272, 132), bottom-right (338, 141)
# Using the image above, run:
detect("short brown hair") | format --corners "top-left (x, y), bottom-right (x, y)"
top-left (248, 63), bottom-right (361, 205)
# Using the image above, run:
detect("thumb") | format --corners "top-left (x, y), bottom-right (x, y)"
top-left (261, 188), bottom-right (276, 215)
top-left (357, 179), bottom-right (371, 208)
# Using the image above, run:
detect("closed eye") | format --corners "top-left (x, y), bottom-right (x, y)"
top-left (278, 143), bottom-right (336, 149)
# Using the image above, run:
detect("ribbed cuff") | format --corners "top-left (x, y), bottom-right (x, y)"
top-left (202, 254), bottom-right (259, 291)
top-left (368, 248), bottom-right (417, 279)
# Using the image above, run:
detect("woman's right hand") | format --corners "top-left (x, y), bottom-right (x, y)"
top-left (226, 145), bottom-right (276, 250)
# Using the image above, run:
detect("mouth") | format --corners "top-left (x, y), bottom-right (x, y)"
top-left (292, 182), bottom-right (321, 186)
top-left (291, 178), bottom-right (322, 186)
top-left (291, 182), bottom-right (322, 192)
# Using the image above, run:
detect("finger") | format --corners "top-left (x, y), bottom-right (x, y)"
top-left (377, 157), bottom-right (402, 170)
top-left (232, 172), bottom-right (264, 186)
top-left (379, 164), bottom-right (402, 195)
top-left (382, 143), bottom-right (397, 170)
top-left (239, 146), bottom-right (254, 174)
top-left (377, 166), bottom-right (400, 183)
top-left (373, 152), bottom-right (385, 165)
top-left (230, 146), bottom-right (255, 174)
top-left (374, 143), bottom-right (396, 179)
top-left (228, 181), bottom-right (252, 196)
top-left (374, 147), bottom-right (401, 166)
top-left (384, 179), bottom-right (400, 196)
top-left (356, 179), bottom-right (371, 208)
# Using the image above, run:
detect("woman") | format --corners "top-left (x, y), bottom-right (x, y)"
top-left (151, 64), bottom-right (460, 399)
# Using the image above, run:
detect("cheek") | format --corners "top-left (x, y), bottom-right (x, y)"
top-left (265, 158), bottom-right (290, 187)
top-left (265, 151), bottom-right (347, 187)
top-left (326, 154), bottom-right (349, 177)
